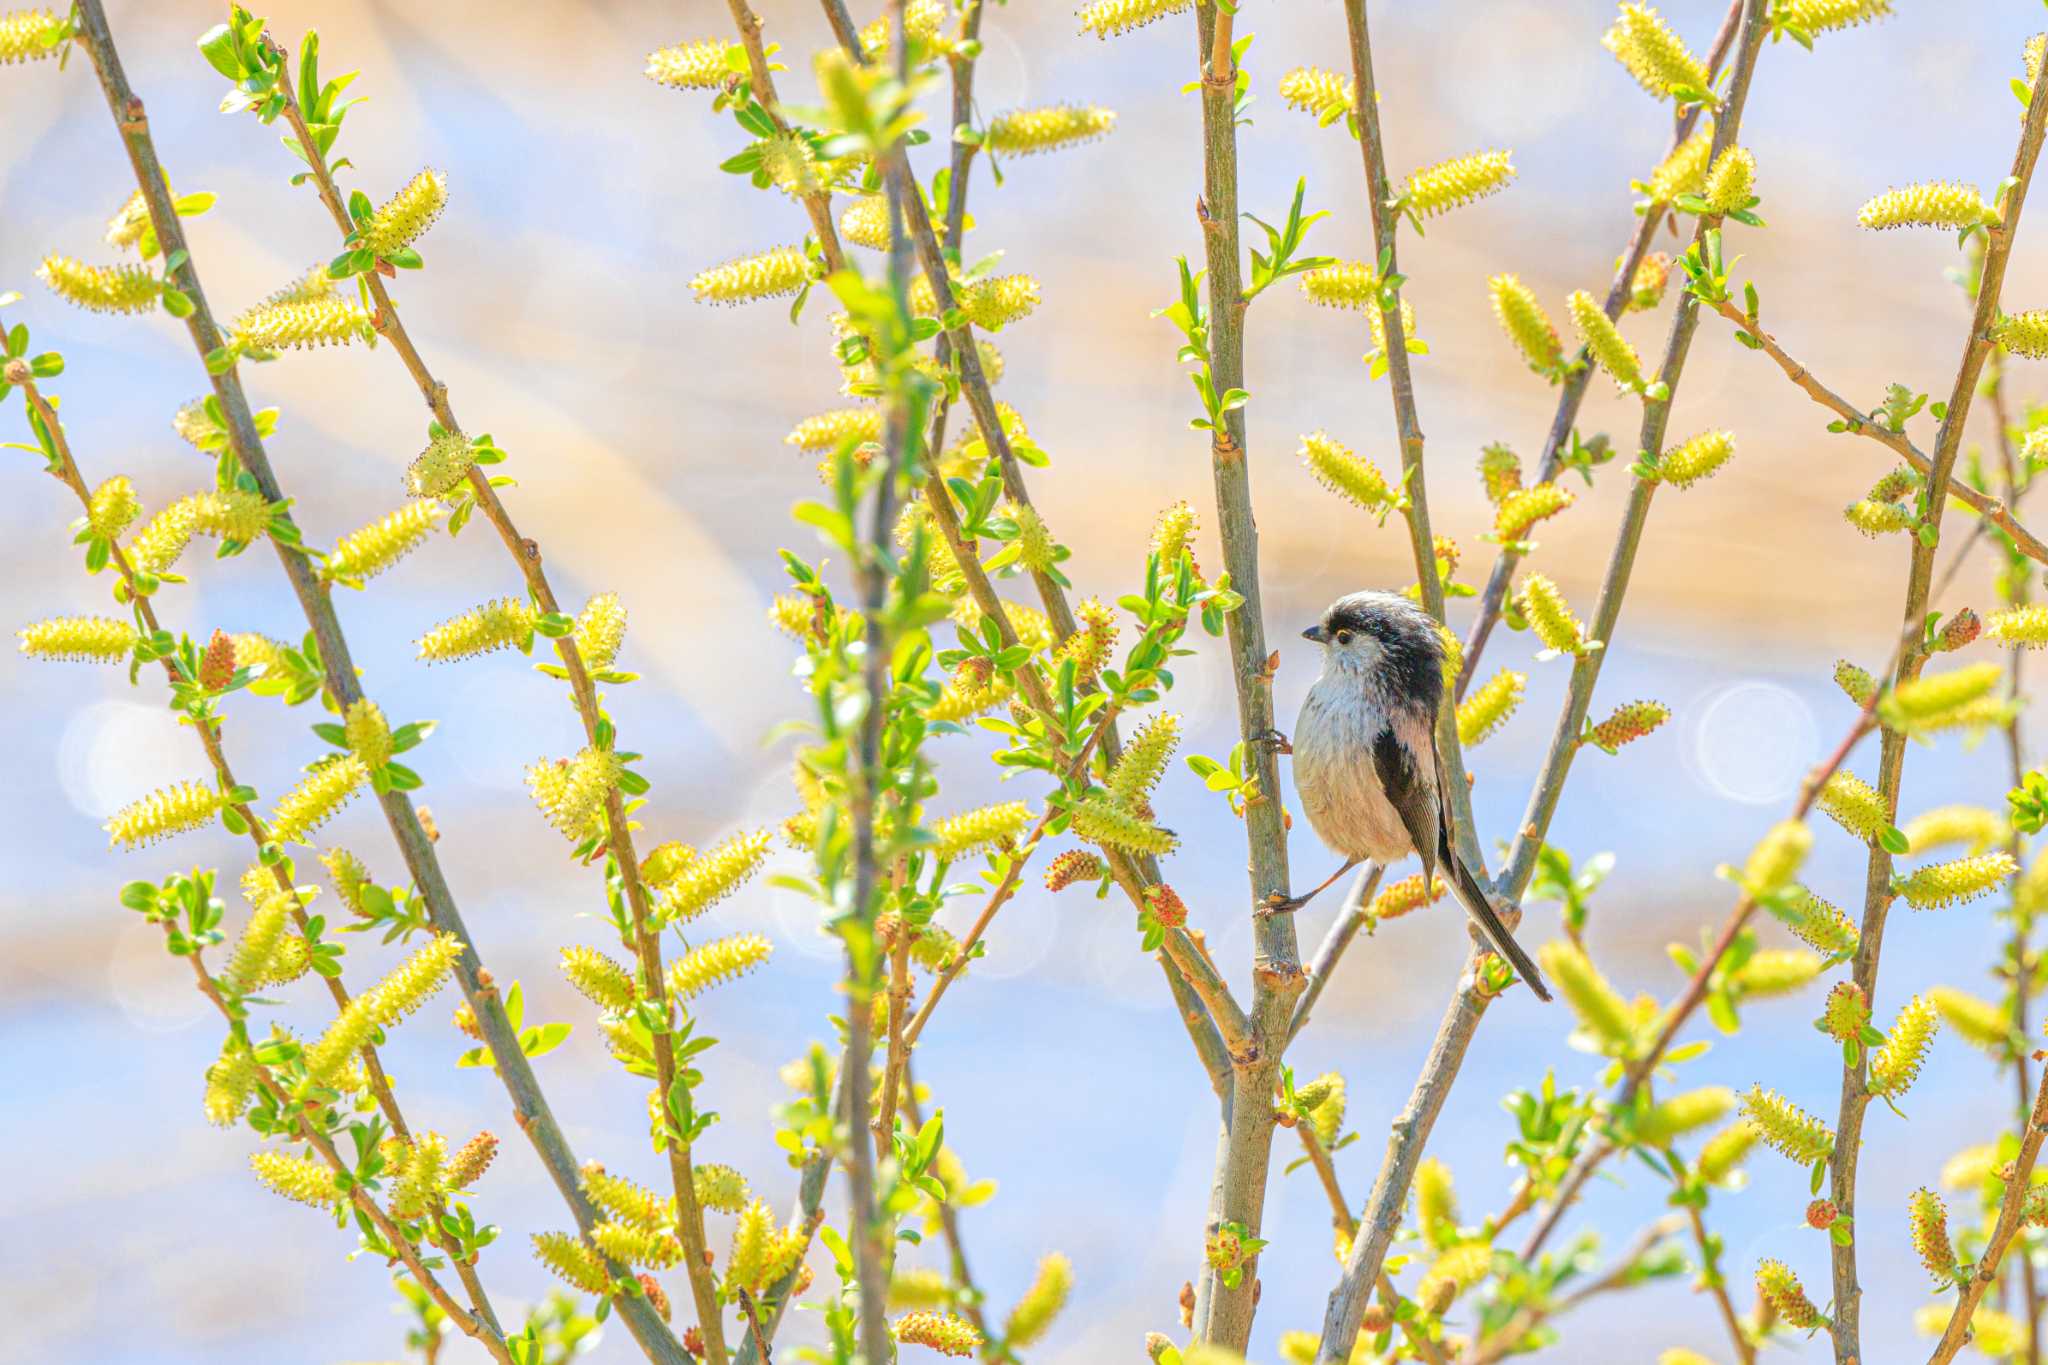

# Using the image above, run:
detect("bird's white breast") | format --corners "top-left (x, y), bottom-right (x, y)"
top-left (1292, 675), bottom-right (1435, 863)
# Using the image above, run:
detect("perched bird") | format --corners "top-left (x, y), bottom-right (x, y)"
top-left (1273, 590), bottom-right (1551, 1002)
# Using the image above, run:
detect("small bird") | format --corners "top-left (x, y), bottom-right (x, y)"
top-left (1272, 590), bottom-right (1551, 1002)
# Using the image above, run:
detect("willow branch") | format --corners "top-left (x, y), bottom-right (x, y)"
top-left (902, 1072), bottom-right (993, 1342)
top-left (1929, 1064), bottom-right (2048, 1363)
top-left (1292, 1124), bottom-right (1445, 1365)
top-left (1496, 0), bottom-right (1769, 901)
top-left (1467, 1217), bottom-right (1685, 1365)
top-left (67, 8), bottom-right (687, 1359)
top-left (1319, 8), bottom-right (1770, 1357)
top-left (722, 0), bottom-right (846, 273)
top-left (1706, 299), bottom-right (2048, 565)
top-left (1831, 62), bottom-right (2048, 1362)
top-left (255, 63), bottom-right (730, 1360)
top-left (1455, 0), bottom-right (1743, 698)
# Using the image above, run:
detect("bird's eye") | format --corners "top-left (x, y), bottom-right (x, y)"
top-left (1335, 630), bottom-right (1353, 645)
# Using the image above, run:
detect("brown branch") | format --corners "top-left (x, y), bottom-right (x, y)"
top-left (722, 0), bottom-right (846, 274)
top-left (902, 1072), bottom-right (993, 1343)
top-left (1292, 1124), bottom-right (1445, 1365)
top-left (1832, 58), bottom-right (2048, 1361)
top-left (1683, 1198), bottom-right (1755, 1365)
top-left (66, 8), bottom-right (688, 1359)
top-left (1929, 1062), bottom-right (2048, 1363)
top-left (1286, 862), bottom-right (1384, 1046)
top-left (257, 60), bottom-right (726, 1359)
top-left (1467, 1217), bottom-right (1685, 1365)
top-left (1456, 0), bottom-right (1744, 699)
top-left (1706, 298), bottom-right (2048, 566)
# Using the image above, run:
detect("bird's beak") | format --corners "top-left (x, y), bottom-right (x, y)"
top-left (1302, 625), bottom-right (1327, 643)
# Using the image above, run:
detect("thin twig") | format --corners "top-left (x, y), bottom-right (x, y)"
top-left (1286, 862), bottom-right (1383, 1046)
top-left (1318, 7), bottom-right (1771, 1358)
top-left (1929, 1062), bottom-right (2048, 1363)
top-left (1292, 1124), bottom-right (1445, 1365)
top-left (1466, 1217), bottom-right (1685, 1365)
top-left (1705, 299), bottom-right (2048, 565)
top-left (65, 8), bottom-right (689, 1360)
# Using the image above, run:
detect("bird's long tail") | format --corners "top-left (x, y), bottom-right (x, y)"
top-left (1443, 850), bottom-right (1552, 1003)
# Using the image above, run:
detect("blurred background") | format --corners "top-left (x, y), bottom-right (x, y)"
top-left (2, 1), bottom-right (2044, 1360)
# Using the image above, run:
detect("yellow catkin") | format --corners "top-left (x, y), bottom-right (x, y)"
top-left (1479, 444), bottom-right (1523, 504)
top-left (562, 946), bottom-right (638, 1013)
top-left (931, 802), bottom-right (1032, 859)
top-left (1742, 1086), bottom-right (1835, 1163)
top-left (695, 1163), bottom-right (750, 1213)
top-left (270, 755), bottom-right (370, 845)
top-left (1859, 182), bottom-right (1992, 231)
top-left (893, 1311), bottom-right (984, 1358)
top-left (232, 296), bottom-right (372, 350)
top-left (1702, 147), bottom-right (1756, 215)
top-left (654, 829), bottom-right (771, 923)
top-left (107, 780), bottom-right (223, 849)
top-left (0, 9), bottom-right (59, 65)
top-left (362, 169), bottom-right (447, 258)
top-left (1494, 483), bottom-right (1574, 540)
top-left (251, 1150), bottom-right (338, 1207)
top-left (1077, 0), bottom-right (1193, 39)
top-left (203, 1036), bottom-right (258, 1126)
top-left (667, 933), bottom-right (774, 1001)
top-left (1636, 1086), bottom-right (1736, 1145)
top-left (727, 1198), bottom-right (777, 1290)
top-left (1755, 1259), bottom-right (1826, 1329)
top-left (1300, 431), bottom-right (1395, 511)
top-left (891, 1268), bottom-right (954, 1309)
top-left (1568, 288), bottom-right (1645, 390)
top-left (1818, 771), bottom-right (1891, 844)
top-left (986, 105), bottom-right (1116, 156)
top-left (417, 597), bottom-right (537, 662)
top-left (1458, 670), bottom-right (1525, 747)
top-left (591, 1221), bottom-right (684, 1268)
top-left (37, 255), bottom-right (159, 313)
top-left (1417, 1243), bottom-right (1493, 1310)
top-left (1517, 573), bottom-right (1587, 654)
top-left (344, 698), bottom-right (392, 768)
top-left (1731, 949), bottom-right (1822, 997)
top-left (1898, 852), bottom-right (2019, 910)
top-left (1540, 939), bottom-right (1634, 1050)
top-left (788, 407), bottom-right (885, 454)
top-left (1603, 3), bottom-right (1711, 100)
top-left (1928, 986), bottom-right (2011, 1054)
top-left (19, 615), bottom-right (136, 664)
top-left (692, 245), bottom-right (813, 304)
top-left (1070, 795), bottom-right (1177, 856)
top-left (1279, 66), bottom-right (1355, 121)
top-left (1488, 273), bottom-right (1562, 371)
top-left (1988, 604), bottom-right (2048, 648)
top-left (1870, 993), bottom-right (1941, 1094)
top-left (1415, 1157), bottom-right (1457, 1241)
top-left (1108, 713), bottom-right (1181, 807)
top-left (1902, 805), bottom-right (2005, 855)
top-left (1697, 1122), bottom-right (1757, 1183)
top-left (1995, 311), bottom-right (2048, 360)
top-left (526, 747), bottom-right (621, 845)
top-left (1783, 0), bottom-right (1894, 33)
top-left (859, 0), bottom-right (948, 58)
top-left (389, 1131), bottom-right (449, 1218)
top-left (1403, 150), bottom-right (1515, 218)
top-left (1055, 598), bottom-right (1119, 683)
top-left (224, 890), bottom-right (293, 991)
top-left (910, 272), bottom-right (1042, 331)
top-left (1658, 430), bottom-right (1735, 488)
top-left (1299, 260), bottom-right (1379, 311)
top-left (86, 476), bottom-right (141, 540)
top-left (645, 38), bottom-right (729, 91)
top-left (1629, 252), bottom-right (1673, 311)
top-left (533, 1231), bottom-right (612, 1293)
top-left (406, 431), bottom-right (475, 499)
top-left (575, 592), bottom-right (628, 672)
top-left (1372, 872), bottom-right (1446, 922)
top-left (1775, 888), bottom-right (1859, 956)
top-left (1743, 820), bottom-right (1813, 896)
top-left (321, 503), bottom-right (443, 584)
top-left (1642, 122), bottom-right (1714, 205)
top-left (1152, 500), bottom-right (1200, 572)
top-left (1003, 1253), bottom-right (1072, 1348)
top-left (1587, 700), bottom-right (1670, 750)
top-left (1883, 662), bottom-right (2002, 730)
top-left (1909, 1188), bottom-right (1956, 1288)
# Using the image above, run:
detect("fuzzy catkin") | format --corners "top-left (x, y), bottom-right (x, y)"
top-left (107, 781), bottom-right (223, 849)
top-left (38, 255), bottom-right (159, 313)
top-left (655, 829), bottom-right (771, 923)
top-left (1299, 260), bottom-right (1379, 311)
top-left (1868, 994), bottom-right (1939, 1097)
top-left (1300, 431), bottom-right (1395, 511)
top-left (1488, 273), bottom-right (1561, 371)
top-left (1635, 1086), bottom-right (1736, 1144)
top-left (985, 105), bottom-right (1116, 156)
top-left (0, 9), bottom-right (58, 64)
top-left (645, 38), bottom-right (728, 91)
top-left (321, 503), bottom-right (443, 583)
top-left (1818, 770), bottom-right (1891, 844)
top-left (1457, 670), bottom-right (1525, 747)
top-left (1494, 482), bottom-right (1574, 540)
top-left (1077, 0), bottom-right (1192, 39)
top-left (692, 245), bottom-right (813, 304)
top-left (1279, 66), bottom-right (1355, 121)
top-left (1568, 289), bottom-right (1645, 390)
top-left (269, 756), bottom-right (369, 844)
top-left (1643, 122), bottom-right (1714, 204)
top-left (1859, 181), bottom-right (1992, 231)
top-left (362, 170), bottom-right (446, 257)
top-left (19, 615), bottom-right (136, 664)
top-left (418, 598), bottom-right (537, 662)
top-left (1702, 147), bottom-right (1756, 215)
top-left (1516, 573), bottom-right (1587, 654)
top-left (406, 431), bottom-right (475, 499)
top-left (233, 297), bottom-right (372, 351)
top-left (1657, 430), bottom-right (1735, 488)
top-left (1603, 3), bottom-right (1710, 100)
top-left (1539, 939), bottom-right (1633, 1050)
top-left (1741, 1085), bottom-right (1835, 1163)
top-left (1403, 150), bottom-right (1515, 218)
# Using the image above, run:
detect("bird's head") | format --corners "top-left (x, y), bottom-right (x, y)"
top-left (1304, 590), bottom-right (1445, 697)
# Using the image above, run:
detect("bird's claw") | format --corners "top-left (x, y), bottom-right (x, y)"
top-left (1252, 727), bottom-right (1293, 755)
top-left (1257, 892), bottom-right (1306, 919)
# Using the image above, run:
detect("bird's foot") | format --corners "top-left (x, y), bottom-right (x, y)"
top-left (1257, 891), bottom-right (1308, 919)
top-left (1251, 727), bottom-right (1293, 755)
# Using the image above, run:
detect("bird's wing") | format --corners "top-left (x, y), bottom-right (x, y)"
top-left (1371, 723), bottom-right (1438, 876)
